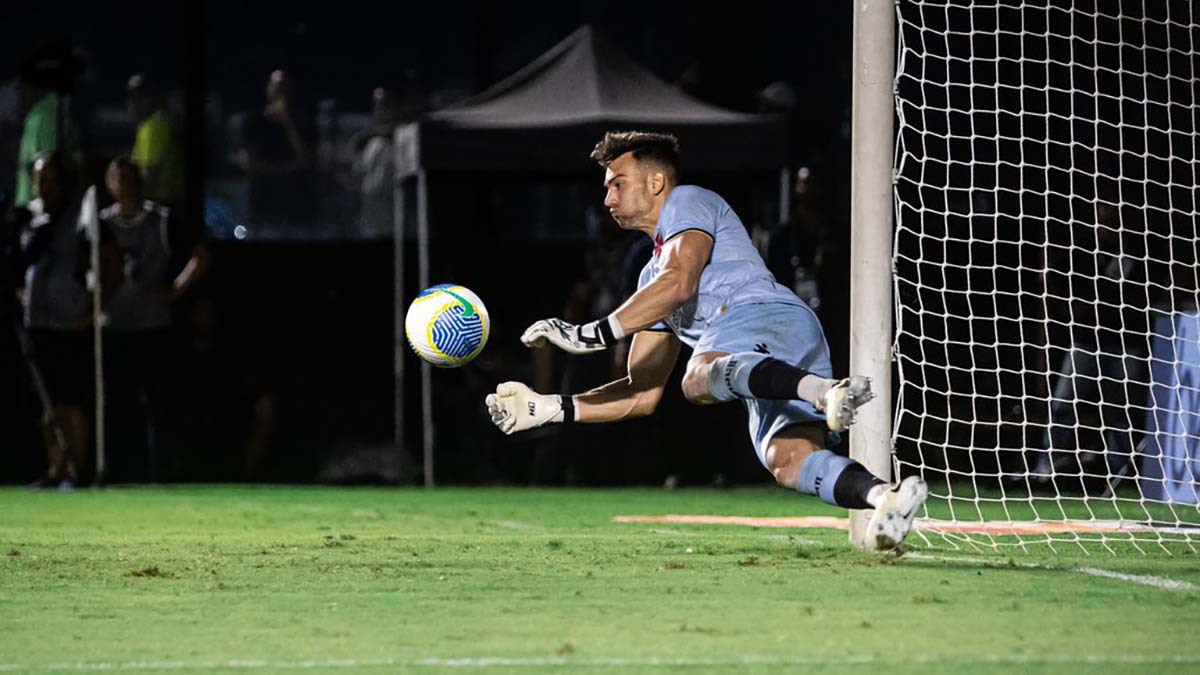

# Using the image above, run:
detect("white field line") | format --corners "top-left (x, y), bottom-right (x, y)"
top-left (4, 654), bottom-right (1200, 671)
top-left (905, 552), bottom-right (1198, 592)
top-left (1076, 566), bottom-right (1199, 592)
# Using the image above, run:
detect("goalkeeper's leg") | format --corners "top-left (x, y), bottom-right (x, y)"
top-left (764, 424), bottom-right (927, 550)
top-left (682, 351), bottom-right (874, 432)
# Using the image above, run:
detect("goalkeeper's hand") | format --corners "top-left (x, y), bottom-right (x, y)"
top-left (485, 381), bottom-right (568, 435)
top-left (521, 316), bottom-right (621, 354)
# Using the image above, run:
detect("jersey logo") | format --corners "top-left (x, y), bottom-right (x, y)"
top-left (754, 343), bottom-right (771, 355)
top-left (653, 232), bottom-right (664, 258)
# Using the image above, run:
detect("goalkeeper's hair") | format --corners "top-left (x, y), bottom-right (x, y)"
top-left (591, 131), bottom-right (680, 183)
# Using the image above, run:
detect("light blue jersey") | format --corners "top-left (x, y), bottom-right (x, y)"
top-left (636, 185), bottom-right (835, 465)
top-left (637, 185), bottom-right (805, 347)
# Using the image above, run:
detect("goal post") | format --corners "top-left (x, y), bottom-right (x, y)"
top-left (855, 0), bottom-right (1200, 551)
top-left (848, 0), bottom-right (898, 549)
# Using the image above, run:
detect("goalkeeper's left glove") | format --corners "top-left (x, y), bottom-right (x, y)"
top-left (520, 316), bottom-right (625, 354)
top-left (485, 381), bottom-right (575, 435)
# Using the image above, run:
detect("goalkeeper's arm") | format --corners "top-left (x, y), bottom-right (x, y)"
top-left (486, 330), bottom-right (680, 434)
top-left (520, 231), bottom-right (711, 354)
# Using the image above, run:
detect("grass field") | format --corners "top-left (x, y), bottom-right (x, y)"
top-left (2, 485), bottom-right (1198, 674)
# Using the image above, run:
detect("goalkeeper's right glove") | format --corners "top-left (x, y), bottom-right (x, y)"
top-left (520, 316), bottom-right (624, 354)
top-left (485, 381), bottom-right (575, 435)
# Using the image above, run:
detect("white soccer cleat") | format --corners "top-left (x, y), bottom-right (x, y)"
top-left (820, 376), bottom-right (875, 432)
top-left (866, 476), bottom-right (929, 552)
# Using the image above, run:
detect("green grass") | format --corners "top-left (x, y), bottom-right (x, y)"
top-left (921, 483), bottom-right (1200, 528)
top-left (1, 486), bottom-right (1198, 674)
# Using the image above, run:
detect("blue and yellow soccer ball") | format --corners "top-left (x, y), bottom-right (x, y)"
top-left (405, 284), bottom-right (490, 367)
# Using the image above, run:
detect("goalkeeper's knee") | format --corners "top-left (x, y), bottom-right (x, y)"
top-left (707, 353), bottom-right (824, 402)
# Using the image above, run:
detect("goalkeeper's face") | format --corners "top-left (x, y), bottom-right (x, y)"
top-left (602, 152), bottom-right (657, 231)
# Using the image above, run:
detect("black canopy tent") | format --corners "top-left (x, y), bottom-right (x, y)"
top-left (393, 26), bottom-right (790, 484)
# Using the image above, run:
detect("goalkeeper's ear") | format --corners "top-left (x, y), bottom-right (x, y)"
top-left (648, 170), bottom-right (666, 197)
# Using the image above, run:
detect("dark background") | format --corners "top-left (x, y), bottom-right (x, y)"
top-left (4, 2), bottom-right (1197, 493)
top-left (0, 1), bottom-right (857, 486)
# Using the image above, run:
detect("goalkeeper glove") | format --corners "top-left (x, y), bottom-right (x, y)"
top-left (485, 381), bottom-right (575, 435)
top-left (520, 316), bottom-right (624, 354)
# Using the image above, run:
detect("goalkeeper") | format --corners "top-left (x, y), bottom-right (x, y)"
top-left (486, 131), bottom-right (926, 550)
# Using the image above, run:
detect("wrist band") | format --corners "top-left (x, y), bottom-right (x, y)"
top-left (560, 395), bottom-right (576, 423)
top-left (595, 317), bottom-right (616, 346)
top-left (606, 314), bottom-right (626, 341)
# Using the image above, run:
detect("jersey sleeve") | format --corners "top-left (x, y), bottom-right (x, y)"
top-left (659, 186), bottom-right (719, 243)
top-left (635, 261), bottom-right (672, 333)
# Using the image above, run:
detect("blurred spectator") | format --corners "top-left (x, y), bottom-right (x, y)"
top-left (127, 74), bottom-right (183, 206)
top-left (236, 69), bottom-right (315, 226)
top-left (751, 166), bottom-right (827, 310)
top-left (14, 49), bottom-right (81, 209)
top-left (1139, 220), bottom-right (1200, 503)
top-left (774, 166), bottom-right (828, 308)
top-left (1141, 300), bottom-right (1200, 504)
top-left (85, 156), bottom-right (208, 482)
top-left (348, 86), bottom-right (402, 236)
top-left (1035, 204), bottom-right (1150, 483)
top-left (16, 152), bottom-right (91, 488)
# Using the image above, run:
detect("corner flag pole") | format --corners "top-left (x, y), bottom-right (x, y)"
top-left (849, 0), bottom-right (897, 548)
top-left (82, 186), bottom-right (106, 486)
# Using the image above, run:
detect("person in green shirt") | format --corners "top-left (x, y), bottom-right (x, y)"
top-left (127, 74), bottom-right (183, 206)
top-left (15, 76), bottom-right (76, 208)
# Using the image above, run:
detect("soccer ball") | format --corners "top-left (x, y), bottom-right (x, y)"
top-left (405, 284), bottom-right (490, 367)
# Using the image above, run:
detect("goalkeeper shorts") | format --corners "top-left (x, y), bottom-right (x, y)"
top-left (692, 302), bottom-right (838, 467)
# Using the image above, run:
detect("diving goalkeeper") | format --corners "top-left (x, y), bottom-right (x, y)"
top-left (485, 131), bottom-right (927, 550)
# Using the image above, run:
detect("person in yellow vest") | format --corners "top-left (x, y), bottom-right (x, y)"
top-left (127, 74), bottom-right (183, 206)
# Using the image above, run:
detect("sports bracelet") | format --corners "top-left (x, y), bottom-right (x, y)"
top-left (560, 395), bottom-right (576, 424)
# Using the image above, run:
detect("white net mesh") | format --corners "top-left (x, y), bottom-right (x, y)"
top-left (893, 0), bottom-right (1200, 552)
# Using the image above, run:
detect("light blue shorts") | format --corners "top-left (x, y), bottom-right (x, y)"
top-left (692, 302), bottom-right (835, 468)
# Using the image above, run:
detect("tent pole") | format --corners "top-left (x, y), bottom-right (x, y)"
top-left (416, 170), bottom-right (434, 487)
top-left (779, 166), bottom-right (791, 224)
top-left (393, 171), bottom-right (407, 478)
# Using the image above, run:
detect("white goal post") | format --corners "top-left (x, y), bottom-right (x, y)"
top-left (849, 0), bottom-right (899, 549)
top-left (851, 0), bottom-right (1200, 552)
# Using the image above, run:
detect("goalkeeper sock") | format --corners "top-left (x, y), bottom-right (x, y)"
top-left (795, 449), bottom-right (886, 509)
top-left (707, 353), bottom-right (832, 404)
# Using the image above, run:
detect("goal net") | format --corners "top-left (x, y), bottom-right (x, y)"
top-left (892, 0), bottom-right (1200, 552)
